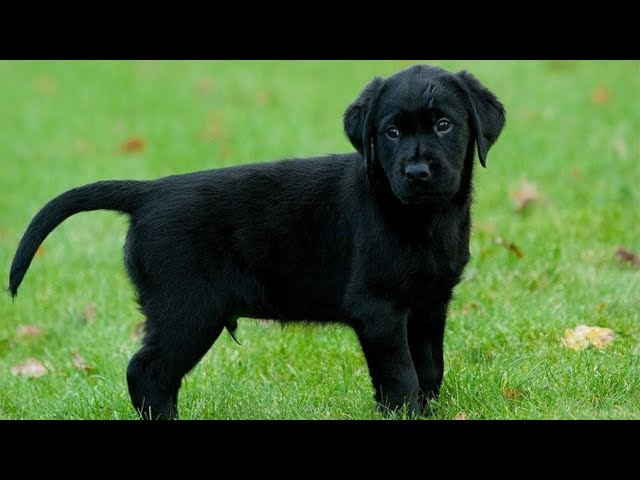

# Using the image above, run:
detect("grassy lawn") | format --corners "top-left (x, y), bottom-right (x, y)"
top-left (0, 60), bottom-right (638, 420)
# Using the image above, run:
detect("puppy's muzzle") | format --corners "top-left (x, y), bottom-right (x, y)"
top-left (404, 163), bottom-right (431, 184)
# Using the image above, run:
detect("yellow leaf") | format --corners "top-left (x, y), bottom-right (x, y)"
top-left (510, 179), bottom-right (540, 211)
top-left (591, 85), bottom-right (611, 105)
top-left (453, 411), bottom-right (467, 420)
top-left (11, 358), bottom-right (47, 378)
top-left (504, 388), bottom-right (525, 401)
top-left (72, 351), bottom-right (95, 373)
top-left (616, 247), bottom-right (640, 267)
top-left (83, 303), bottom-right (97, 323)
top-left (561, 325), bottom-right (615, 351)
top-left (16, 325), bottom-right (42, 339)
top-left (119, 136), bottom-right (146, 153)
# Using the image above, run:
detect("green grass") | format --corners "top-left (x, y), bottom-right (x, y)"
top-left (0, 60), bottom-right (638, 420)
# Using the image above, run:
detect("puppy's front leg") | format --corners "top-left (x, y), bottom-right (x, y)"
top-left (407, 302), bottom-right (448, 411)
top-left (351, 299), bottom-right (420, 416)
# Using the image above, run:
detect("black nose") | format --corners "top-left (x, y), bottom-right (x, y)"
top-left (404, 163), bottom-right (430, 182)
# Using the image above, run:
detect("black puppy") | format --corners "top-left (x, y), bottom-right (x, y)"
top-left (9, 65), bottom-right (505, 419)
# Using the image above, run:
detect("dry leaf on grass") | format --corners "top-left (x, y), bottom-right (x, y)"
top-left (72, 351), bottom-right (95, 373)
top-left (591, 85), bottom-right (611, 105)
top-left (453, 411), bottom-right (467, 420)
top-left (83, 303), bottom-right (97, 323)
top-left (615, 247), bottom-right (640, 267)
top-left (510, 179), bottom-right (540, 211)
top-left (561, 325), bottom-right (615, 351)
top-left (11, 358), bottom-right (47, 378)
top-left (16, 325), bottom-right (42, 339)
top-left (461, 303), bottom-right (480, 315)
top-left (35, 245), bottom-right (45, 257)
top-left (476, 225), bottom-right (524, 259)
top-left (119, 136), bottom-right (145, 153)
top-left (473, 223), bottom-right (524, 258)
top-left (493, 236), bottom-right (525, 259)
top-left (504, 388), bottom-right (525, 401)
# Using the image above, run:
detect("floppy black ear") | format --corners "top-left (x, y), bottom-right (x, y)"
top-left (456, 70), bottom-right (506, 167)
top-left (343, 76), bottom-right (384, 173)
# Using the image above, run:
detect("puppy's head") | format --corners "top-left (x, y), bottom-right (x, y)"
top-left (344, 65), bottom-right (505, 205)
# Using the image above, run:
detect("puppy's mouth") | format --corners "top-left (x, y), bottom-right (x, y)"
top-left (393, 180), bottom-right (455, 205)
top-left (400, 191), bottom-right (453, 206)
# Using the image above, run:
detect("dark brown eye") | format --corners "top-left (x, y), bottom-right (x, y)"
top-left (385, 126), bottom-right (400, 139)
top-left (435, 119), bottom-right (452, 133)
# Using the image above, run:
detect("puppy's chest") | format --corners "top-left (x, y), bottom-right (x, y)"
top-left (404, 242), bottom-right (465, 285)
top-left (370, 228), bottom-right (469, 302)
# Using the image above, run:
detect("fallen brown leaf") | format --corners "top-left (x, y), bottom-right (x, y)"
top-left (615, 247), bottom-right (640, 267)
top-left (11, 358), bottom-right (47, 378)
top-left (72, 350), bottom-right (95, 373)
top-left (83, 303), bottom-right (97, 323)
top-left (462, 303), bottom-right (480, 315)
top-left (596, 303), bottom-right (607, 312)
top-left (119, 136), bottom-right (145, 153)
top-left (510, 179), bottom-right (540, 211)
top-left (35, 245), bottom-right (45, 257)
top-left (16, 325), bottom-right (42, 339)
top-left (493, 236), bottom-right (524, 259)
top-left (591, 85), bottom-right (611, 105)
top-left (453, 411), bottom-right (467, 420)
top-left (504, 387), bottom-right (525, 401)
top-left (561, 325), bottom-right (615, 351)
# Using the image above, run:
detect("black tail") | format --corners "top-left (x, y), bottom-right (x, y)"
top-left (9, 180), bottom-right (150, 297)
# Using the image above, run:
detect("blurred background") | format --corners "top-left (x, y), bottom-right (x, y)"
top-left (0, 61), bottom-right (638, 419)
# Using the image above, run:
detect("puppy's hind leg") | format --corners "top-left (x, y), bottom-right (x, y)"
top-left (126, 285), bottom-right (226, 420)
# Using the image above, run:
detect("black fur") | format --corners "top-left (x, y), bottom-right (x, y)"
top-left (8, 65), bottom-right (505, 419)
